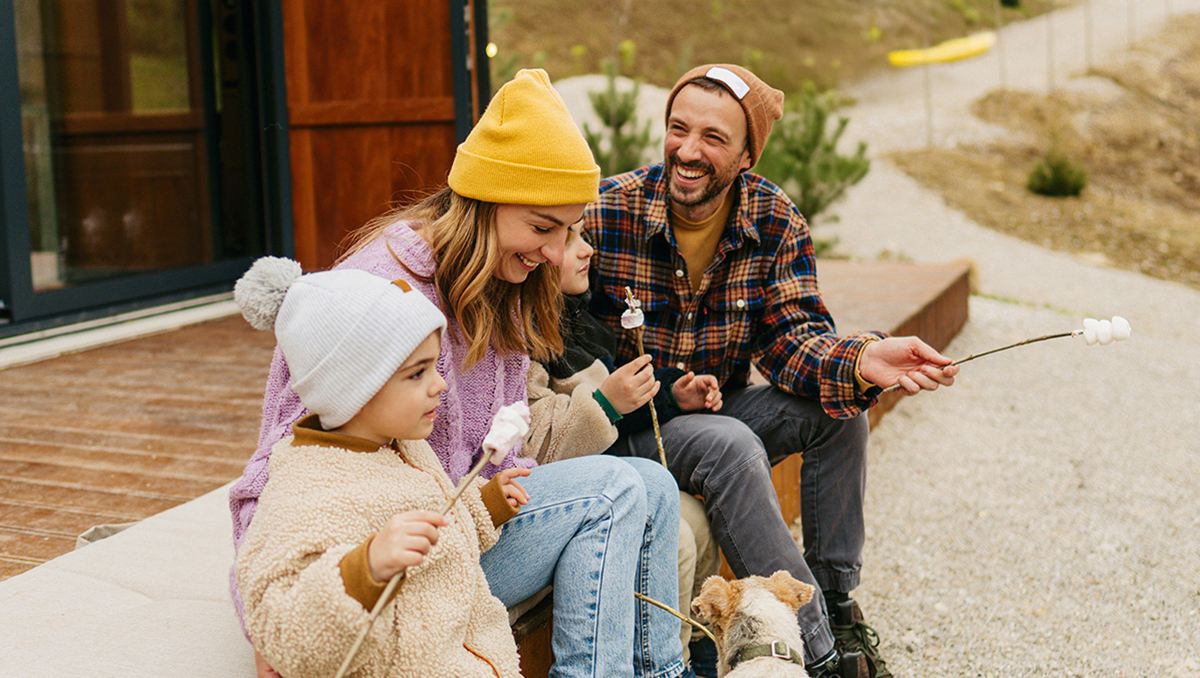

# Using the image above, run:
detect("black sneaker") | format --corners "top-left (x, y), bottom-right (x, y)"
top-left (807, 649), bottom-right (868, 678)
top-left (687, 636), bottom-right (719, 678)
top-left (831, 599), bottom-right (892, 678)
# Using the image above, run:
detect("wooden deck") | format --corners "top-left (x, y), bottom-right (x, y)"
top-left (0, 260), bottom-right (970, 583)
top-left (0, 316), bottom-right (276, 580)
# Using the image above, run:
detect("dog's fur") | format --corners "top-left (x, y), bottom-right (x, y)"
top-left (691, 571), bottom-right (815, 677)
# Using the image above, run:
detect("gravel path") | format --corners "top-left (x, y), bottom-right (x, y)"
top-left (824, 2), bottom-right (1200, 675)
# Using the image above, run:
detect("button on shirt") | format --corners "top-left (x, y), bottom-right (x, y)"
top-left (584, 163), bottom-right (887, 420)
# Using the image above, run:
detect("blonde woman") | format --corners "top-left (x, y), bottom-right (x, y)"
top-left (229, 70), bottom-right (690, 678)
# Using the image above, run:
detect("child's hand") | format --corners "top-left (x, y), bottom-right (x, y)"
top-left (495, 467), bottom-right (532, 509)
top-left (671, 372), bottom-right (723, 412)
top-left (368, 510), bottom-right (447, 582)
top-left (599, 354), bottom-right (660, 414)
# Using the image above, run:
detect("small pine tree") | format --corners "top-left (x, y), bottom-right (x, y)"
top-left (1027, 151), bottom-right (1087, 197)
top-left (583, 61), bottom-right (654, 177)
top-left (754, 83), bottom-right (870, 227)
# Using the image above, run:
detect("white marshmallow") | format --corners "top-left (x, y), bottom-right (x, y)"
top-left (1111, 316), bottom-right (1132, 341)
top-left (482, 401), bottom-right (531, 464)
top-left (621, 308), bottom-right (645, 329)
top-left (1079, 316), bottom-right (1131, 346)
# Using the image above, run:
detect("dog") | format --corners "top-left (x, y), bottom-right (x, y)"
top-left (691, 571), bottom-right (814, 677)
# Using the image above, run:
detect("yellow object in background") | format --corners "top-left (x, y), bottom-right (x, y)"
top-left (888, 32), bottom-right (996, 67)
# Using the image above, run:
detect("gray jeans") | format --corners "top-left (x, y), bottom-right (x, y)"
top-left (608, 385), bottom-right (869, 663)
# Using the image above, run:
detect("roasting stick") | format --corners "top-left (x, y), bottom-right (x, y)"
top-left (333, 403), bottom-right (531, 678)
top-left (879, 316), bottom-right (1131, 394)
top-left (634, 592), bottom-right (717, 643)
top-left (622, 287), bottom-right (669, 469)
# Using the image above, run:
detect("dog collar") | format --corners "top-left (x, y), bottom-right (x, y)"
top-left (729, 640), bottom-right (806, 670)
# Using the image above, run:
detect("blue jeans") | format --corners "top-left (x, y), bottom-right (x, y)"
top-left (608, 385), bottom-right (869, 664)
top-left (480, 455), bottom-right (686, 678)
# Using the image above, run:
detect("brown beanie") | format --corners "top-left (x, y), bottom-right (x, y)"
top-left (665, 64), bottom-right (785, 167)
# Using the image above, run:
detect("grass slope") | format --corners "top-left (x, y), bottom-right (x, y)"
top-left (489, 0), bottom-right (1062, 92)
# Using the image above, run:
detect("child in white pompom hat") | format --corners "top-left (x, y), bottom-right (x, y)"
top-left (232, 256), bottom-right (529, 678)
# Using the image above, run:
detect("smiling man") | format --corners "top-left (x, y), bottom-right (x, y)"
top-left (586, 64), bottom-right (958, 678)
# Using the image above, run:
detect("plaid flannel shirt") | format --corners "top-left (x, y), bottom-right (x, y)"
top-left (585, 163), bottom-right (886, 420)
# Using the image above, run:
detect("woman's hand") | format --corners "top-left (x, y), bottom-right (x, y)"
top-left (599, 354), bottom-right (660, 414)
top-left (367, 511), bottom-right (447, 582)
top-left (671, 372), bottom-right (723, 412)
top-left (495, 467), bottom-right (532, 509)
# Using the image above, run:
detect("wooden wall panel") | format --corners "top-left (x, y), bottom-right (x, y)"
top-left (283, 0), bottom-right (465, 271)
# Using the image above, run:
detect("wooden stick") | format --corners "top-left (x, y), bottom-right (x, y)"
top-left (333, 451), bottom-right (496, 678)
top-left (634, 592), bottom-right (716, 643)
top-left (879, 331), bottom-right (1076, 394)
top-left (624, 287), bottom-right (669, 470)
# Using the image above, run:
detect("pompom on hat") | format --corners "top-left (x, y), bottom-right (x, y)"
top-left (449, 68), bottom-right (600, 205)
top-left (666, 64), bottom-right (785, 167)
top-left (234, 257), bottom-right (447, 430)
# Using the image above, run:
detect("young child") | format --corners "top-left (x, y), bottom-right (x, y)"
top-left (524, 221), bottom-right (723, 465)
top-left (233, 257), bottom-right (529, 678)
top-left (523, 221), bottom-right (723, 667)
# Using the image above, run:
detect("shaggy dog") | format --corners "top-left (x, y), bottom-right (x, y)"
top-left (691, 571), bottom-right (814, 677)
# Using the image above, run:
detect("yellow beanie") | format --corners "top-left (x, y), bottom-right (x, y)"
top-left (449, 69), bottom-right (600, 205)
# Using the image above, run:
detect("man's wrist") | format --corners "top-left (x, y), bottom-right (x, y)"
top-left (854, 339), bottom-right (878, 392)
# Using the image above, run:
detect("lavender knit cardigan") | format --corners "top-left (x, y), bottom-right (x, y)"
top-left (228, 222), bottom-right (536, 623)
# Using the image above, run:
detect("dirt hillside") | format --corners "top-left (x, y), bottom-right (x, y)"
top-left (890, 15), bottom-right (1200, 289)
top-left (489, 0), bottom-right (1063, 92)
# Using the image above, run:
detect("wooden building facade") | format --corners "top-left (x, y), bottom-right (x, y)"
top-left (0, 0), bottom-right (488, 339)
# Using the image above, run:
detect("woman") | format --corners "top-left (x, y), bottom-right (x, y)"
top-left (229, 69), bottom-right (688, 678)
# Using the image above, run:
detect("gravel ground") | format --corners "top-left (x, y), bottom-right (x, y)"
top-left (825, 2), bottom-right (1200, 675)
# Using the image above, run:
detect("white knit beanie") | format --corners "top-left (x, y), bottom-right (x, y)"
top-left (234, 257), bottom-right (447, 430)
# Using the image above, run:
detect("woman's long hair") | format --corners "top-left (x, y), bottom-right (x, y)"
top-left (338, 187), bottom-right (563, 368)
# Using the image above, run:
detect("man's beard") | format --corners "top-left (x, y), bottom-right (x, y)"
top-left (666, 152), bottom-right (740, 209)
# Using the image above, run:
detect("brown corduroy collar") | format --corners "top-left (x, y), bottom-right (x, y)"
top-left (290, 414), bottom-right (389, 454)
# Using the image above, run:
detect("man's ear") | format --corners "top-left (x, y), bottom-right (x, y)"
top-left (738, 146), bottom-right (753, 174)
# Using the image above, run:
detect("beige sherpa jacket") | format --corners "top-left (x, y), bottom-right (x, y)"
top-left (237, 416), bottom-right (521, 678)
top-left (523, 360), bottom-right (619, 465)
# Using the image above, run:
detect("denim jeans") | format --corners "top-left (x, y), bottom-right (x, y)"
top-left (480, 455), bottom-right (686, 678)
top-left (608, 385), bottom-right (869, 664)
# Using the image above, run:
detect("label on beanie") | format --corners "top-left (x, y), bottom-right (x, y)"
top-left (705, 67), bottom-right (749, 100)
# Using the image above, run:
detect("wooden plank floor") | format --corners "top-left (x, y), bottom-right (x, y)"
top-left (0, 315), bottom-right (276, 580)
top-left (0, 260), bottom-right (971, 584)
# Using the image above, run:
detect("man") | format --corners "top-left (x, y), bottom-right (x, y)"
top-left (585, 64), bottom-right (958, 678)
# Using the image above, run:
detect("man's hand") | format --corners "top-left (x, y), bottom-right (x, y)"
top-left (495, 467), bottom-right (531, 509)
top-left (367, 510), bottom-right (447, 582)
top-left (671, 372), bottom-right (723, 412)
top-left (859, 337), bottom-right (958, 395)
top-left (599, 354), bottom-right (660, 414)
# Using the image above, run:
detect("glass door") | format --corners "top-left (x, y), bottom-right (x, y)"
top-left (2, 0), bottom-right (277, 327)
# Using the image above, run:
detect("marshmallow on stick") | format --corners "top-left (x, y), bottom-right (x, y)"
top-left (623, 287), bottom-right (669, 469)
top-left (880, 316), bottom-right (1131, 394)
top-left (334, 402), bottom-right (531, 678)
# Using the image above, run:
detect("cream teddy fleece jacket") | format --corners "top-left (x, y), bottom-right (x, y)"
top-left (237, 417), bottom-right (521, 678)
top-left (523, 359), bottom-right (619, 465)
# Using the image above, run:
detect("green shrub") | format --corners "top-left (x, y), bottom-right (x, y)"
top-left (754, 83), bottom-right (870, 226)
top-left (583, 61), bottom-right (654, 177)
top-left (1027, 151), bottom-right (1087, 197)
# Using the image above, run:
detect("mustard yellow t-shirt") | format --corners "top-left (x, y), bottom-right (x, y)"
top-left (669, 192), bottom-right (734, 293)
